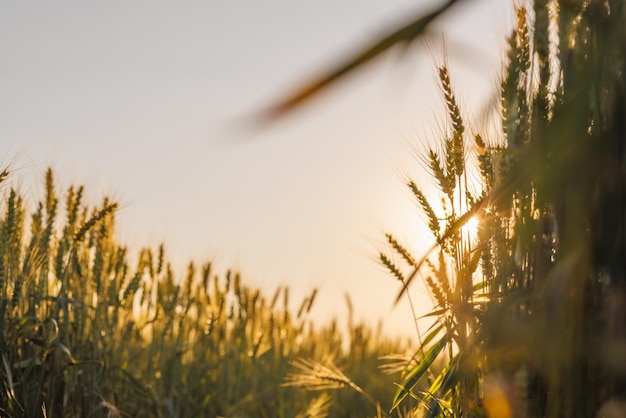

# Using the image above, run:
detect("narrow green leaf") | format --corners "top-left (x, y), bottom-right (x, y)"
top-left (391, 335), bottom-right (447, 411)
top-left (472, 280), bottom-right (488, 291)
top-left (424, 354), bottom-right (461, 418)
top-left (419, 324), bottom-right (444, 350)
top-left (419, 308), bottom-right (450, 319)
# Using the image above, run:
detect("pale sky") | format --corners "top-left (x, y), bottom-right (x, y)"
top-left (1, 1), bottom-right (512, 338)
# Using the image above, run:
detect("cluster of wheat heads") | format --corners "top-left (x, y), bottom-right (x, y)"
top-left (480, 2), bottom-right (626, 416)
top-left (0, 168), bottom-right (413, 417)
top-left (379, 60), bottom-right (497, 416)
top-left (382, 1), bottom-right (626, 417)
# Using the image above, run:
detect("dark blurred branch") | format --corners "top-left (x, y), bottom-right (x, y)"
top-left (256, 0), bottom-right (462, 123)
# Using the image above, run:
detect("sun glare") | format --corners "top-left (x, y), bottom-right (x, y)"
top-left (462, 216), bottom-right (480, 241)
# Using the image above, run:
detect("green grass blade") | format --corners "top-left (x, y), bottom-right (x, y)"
top-left (391, 335), bottom-right (447, 412)
top-left (424, 354), bottom-right (461, 417)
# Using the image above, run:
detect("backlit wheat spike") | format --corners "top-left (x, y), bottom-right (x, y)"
top-left (113, 246), bottom-right (128, 290)
top-left (519, 10), bottom-right (530, 64)
top-left (283, 286), bottom-right (290, 314)
top-left (74, 202), bottom-right (117, 242)
top-left (502, 7), bottom-right (523, 89)
top-left (305, 288), bottom-right (317, 314)
top-left (444, 138), bottom-right (458, 197)
top-left (477, 216), bottom-right (494, 283)
top-left (44, 168), bottom-right (55, 215)
top-left (0, 251), bottom-right (5, 297)
top-left (424, 253), bottom-right (452, 306)
top-left (183, 262), bottom-right (195, 302)
top-left (474, 134), bottom-right (494, 187)
top-left (10, 275), bottom-right (23, 311)
top-left (428, 149), bottom-right (454, 197)
top-left (156, 244), bottom-right (164, 275)
top-left (297, 295), bottom-right (308, 319)
top-left (159, 263), bottom-right (179, 314)
top-left (386, 234), bottom-right (417, 267)
top-left (502, 6), bottom-right (533, 149)
top-left (37, 181), bottom-right (54, 301)
top-left (5, 190), bottom-right (25, 282)
top-left (65, 185), bottom-right (84, 236)
top-left (408, 182), bottom-right (440, 237)
top-left (466, 190), bottom-right (479, 209)
top-left (41, 194), bottom-right (57, 259)
top-left (534, 0), bottom-right (550, 101)
top-left (4, 189), bottom-right (18, 244)
top-left (234, 271), bottom-right (241, 298)
top-left (138, 247), bottom-right (153, 278)
top-left (122, 273), bottom-right (142, 303)
top-left (92, 229), bottom-right (105, 295)
top-left (435, 250), bottom-right (453, 302)
top-left (201, 262), bottom-right (211, 291)
top-left (225, 270), bottom-right (232, 294)
top-left (380, 252), bottom-right (404, 282)
top-left (12, 234), bottom-right (38, 309)
top-left (65, 185), bottom-right (76, 225)
top-left (457, 247), bottom-right (481, 299)
top-left (474, 133), bottom-right (486, 154)
top-left (30, 203), bottom-right (43, 244)
top-left (23, 221), bottom-right (44, 299)
top-left (425, 276), bottom-right (446, 309)
top-left (438, 65), bottom-right (465, 177)
top-left (501, 16), bottom-right (521, 147)
top-left (438, 66), bottom-right (464, 139)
